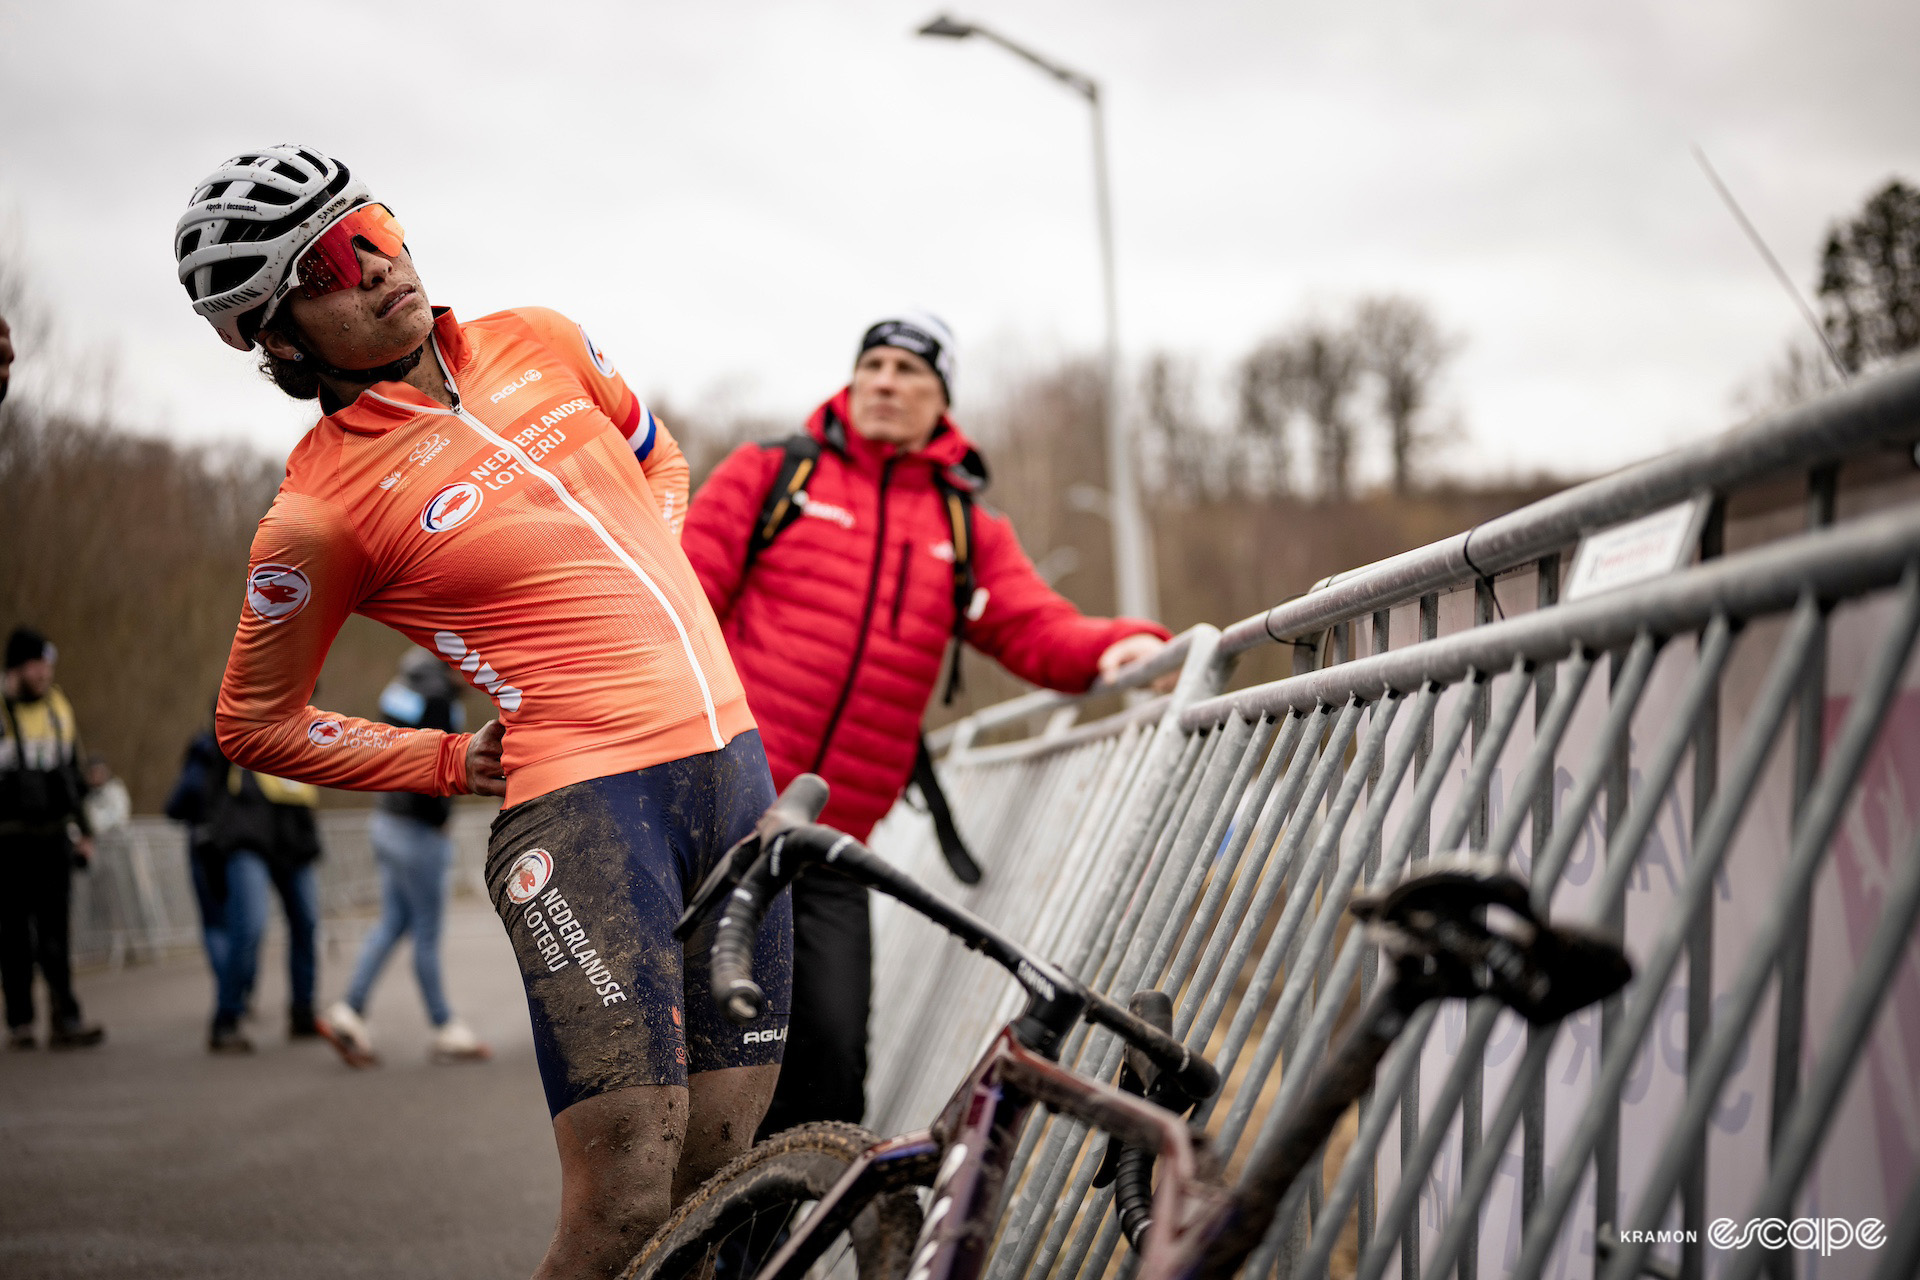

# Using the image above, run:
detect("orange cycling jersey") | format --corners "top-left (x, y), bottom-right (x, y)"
top-left (216, 306), bottom-right (755, 806)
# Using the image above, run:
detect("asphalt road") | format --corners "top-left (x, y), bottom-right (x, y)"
top-left (0, 902), bottom-right (561, 1279)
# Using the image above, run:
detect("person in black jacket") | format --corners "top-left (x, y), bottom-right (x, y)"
top-left (164, 712), bottom-right (325, 1053)
top-left (1, 627), bottom-right (104, 1050)
top-left (320, 649), bottom-right (489, 1066)
top-left (165, 726), bottom-right (237, 997)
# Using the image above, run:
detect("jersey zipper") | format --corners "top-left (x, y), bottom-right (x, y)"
top-left (811, 457), bottom-right (896, 773)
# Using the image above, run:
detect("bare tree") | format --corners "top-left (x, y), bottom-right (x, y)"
top-left (1819, 178), bottom-right (1920, 375)
top-left (1273, 320), bottom-right (1363, 501)
top-left (1232, 341), bottom-right (1294, 497)
top-left (1141, 352), bottom-right (1226, 500)
top-left (1353, 296), bottom-right (1460, 496)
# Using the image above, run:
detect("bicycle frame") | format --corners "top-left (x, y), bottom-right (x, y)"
top-left (752, 1024), bottom-right (1233, 1280)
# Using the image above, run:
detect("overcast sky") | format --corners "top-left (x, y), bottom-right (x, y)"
top-left (3, 0), bottom-right (1915, 480)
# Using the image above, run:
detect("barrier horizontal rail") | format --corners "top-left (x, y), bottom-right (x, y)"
top-left (868, 364), bottom-right (1920, 1280)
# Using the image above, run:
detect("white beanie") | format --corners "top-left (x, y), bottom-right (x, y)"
top-left (857, 310), bottom-right (957, 403)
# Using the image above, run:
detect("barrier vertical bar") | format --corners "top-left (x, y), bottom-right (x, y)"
top-left (1459, 584), bottom-right (1497, 1280)
top-left (1521, 554), bottom-right (1560, 1238)
top-left (1767, 464), bottom-right (1838, 1280)
top-left (1681, 501), bottom-right (1723, 1280)
top-left (1594, 638), bottom-right (1632, 1252)
top-left (1357, 606), bottom-right (1392, 1263)
top-left (1403, 591), bottom-right (1439, 1280)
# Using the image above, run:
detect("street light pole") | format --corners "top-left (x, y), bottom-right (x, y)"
top-left (918, 14), bottom-right (1157, 622)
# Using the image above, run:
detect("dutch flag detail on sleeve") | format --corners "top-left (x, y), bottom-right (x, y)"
top-left (626, 404), bottom-right (659, 462)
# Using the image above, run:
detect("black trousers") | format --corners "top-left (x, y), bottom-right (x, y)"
top-left (0, 832), bottom-right (81, 1029)
top-left (758, 868), bottom-right (871, 1138)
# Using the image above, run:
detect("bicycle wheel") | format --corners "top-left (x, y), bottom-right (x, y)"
top-left (622, 1123), bottom-right (924, 1280)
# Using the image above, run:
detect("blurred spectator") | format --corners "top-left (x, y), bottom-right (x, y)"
top-left (164, 720), bottom-right (324, 1054)
top-left (1, 626), bottom-right (104, 1050)
top-left (0, 312), bottom-right (12, 405)
top-left (684, 313), bottom-right (1170, 1135)
top-left (83, 757), bottom-right (131, 836)
top-left (321, 649), bottom-right (490, 1067)
top-left (165, 724), bottom-right (233, 998)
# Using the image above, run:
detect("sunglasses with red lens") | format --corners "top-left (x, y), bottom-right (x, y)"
top-left (293, 204), bottom-right (406, 300)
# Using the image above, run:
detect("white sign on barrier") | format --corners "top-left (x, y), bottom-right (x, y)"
top-left (1564, 496), bottom-right (1712, 602)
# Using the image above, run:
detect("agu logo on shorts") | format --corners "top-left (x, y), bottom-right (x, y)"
top-left (246, 563), bottom-right (311, 622)
top-left (307, 718), bottom-right (344, 747)
top-left (421, 482), bottom-right (483, 533)
top-left (506, 848), bottom-right (555, 905)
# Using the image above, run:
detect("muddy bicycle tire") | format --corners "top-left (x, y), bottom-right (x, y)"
top-left (621, 1123), bottom-right (924, 1280)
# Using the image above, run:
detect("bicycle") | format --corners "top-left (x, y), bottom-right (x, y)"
top-left (623, 775), bottom-right (1633, 1280)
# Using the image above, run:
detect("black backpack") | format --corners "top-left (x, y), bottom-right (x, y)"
top-left (743, 427), bottom-right (984, 884)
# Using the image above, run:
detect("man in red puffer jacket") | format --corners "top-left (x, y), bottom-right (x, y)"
top-left (683, 311), bottom-right (1170, 1134)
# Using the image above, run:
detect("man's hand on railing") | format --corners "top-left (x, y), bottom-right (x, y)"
top-left (1099, 633), bottom-right (1177, 693)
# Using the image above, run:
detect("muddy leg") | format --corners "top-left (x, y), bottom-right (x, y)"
top-left (675, 1063), bottom-right (779, 1204)
top-left (537, 1083), bottom-right (688, 1280)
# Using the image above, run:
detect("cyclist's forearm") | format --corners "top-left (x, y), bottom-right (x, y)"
top-left (216, 706), bottom-right (473, 796)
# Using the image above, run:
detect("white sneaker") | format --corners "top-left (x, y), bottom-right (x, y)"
top-left (430, 1019), bottom-right (492, 1063)
top-left (318, 1000), bottom-right (378, 1068)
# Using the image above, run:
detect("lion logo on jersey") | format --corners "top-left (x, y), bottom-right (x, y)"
top-left (421, 482), bottom-right (484, 533)
top-left (247, 563), bottom-right (312, 623)
top-left (506, 849), bottom-right (555, 905)
top-left (580, 325), bottom-right (616, 377)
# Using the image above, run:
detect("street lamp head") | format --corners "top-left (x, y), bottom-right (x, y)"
top-left (917, 14), bottom-right (975, 39)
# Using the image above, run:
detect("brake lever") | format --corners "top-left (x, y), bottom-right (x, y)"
top-left (1092, 990), bottom-right (1197, 1189)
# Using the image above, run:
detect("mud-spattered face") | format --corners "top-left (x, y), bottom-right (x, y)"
top-left (269, 243), bottom-right (434, 371)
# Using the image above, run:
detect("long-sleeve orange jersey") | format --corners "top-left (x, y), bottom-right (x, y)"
top-left (216, 306), bottom-right (755, 807)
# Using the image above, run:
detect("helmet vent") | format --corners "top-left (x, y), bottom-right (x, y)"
top-left (206, 258), bottom-right (258, 298)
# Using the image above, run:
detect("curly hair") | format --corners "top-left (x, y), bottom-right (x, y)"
top-left (256, 308), bottom-right (322, 401)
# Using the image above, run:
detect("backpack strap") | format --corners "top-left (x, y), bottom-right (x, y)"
top-left (742, 432), bottom-right (823, 577)
top-left (912, 733), bottom-right (982, 885)
top-left (934, 475), bottom-right (980, 706)
top-left (922, 466), bottom-right (989, 885)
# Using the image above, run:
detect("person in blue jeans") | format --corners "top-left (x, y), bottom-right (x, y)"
top-left (218, 842), bottom-right (320, 1040)
top-left (322, 649), bottom-right (488, 1065)
top-left (169, 730), bottom-right (232, 984)
top-left (167, 723), bottom-right (326, 1053)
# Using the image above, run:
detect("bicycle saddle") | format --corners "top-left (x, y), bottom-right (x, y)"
top-left (1349, 857), bottom-right (1633, 1025)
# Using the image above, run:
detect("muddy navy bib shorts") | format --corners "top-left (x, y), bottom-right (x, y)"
top-left (486, 729), bottom-right (792, 1117)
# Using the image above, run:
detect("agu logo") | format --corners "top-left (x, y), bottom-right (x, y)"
top-left (421, 482), bottom-right (483, 533)
top-left (247, 563), bottom-right (311, 622)
top-left (307, 719), bottom-right (345, 747)
top-left (506, 849), bottom-right (555, 905)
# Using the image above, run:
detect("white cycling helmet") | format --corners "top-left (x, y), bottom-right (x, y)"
top-left (175, 145), bottom-right (371, 352)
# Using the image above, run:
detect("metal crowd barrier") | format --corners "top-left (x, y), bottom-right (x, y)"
top-left (867, 359), bottom-right (1920, 1280)
top-left (70, 806), bottom-right (500, 970)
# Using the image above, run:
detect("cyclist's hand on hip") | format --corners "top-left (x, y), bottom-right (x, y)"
top-left (466, 719), bottom-right (507, 797)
